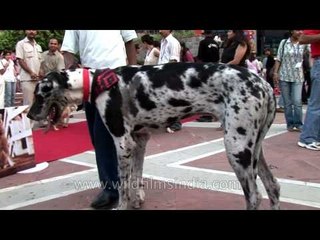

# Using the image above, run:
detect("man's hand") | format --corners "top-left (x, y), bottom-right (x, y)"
top-left (30, 72), bottom-right (39, 80)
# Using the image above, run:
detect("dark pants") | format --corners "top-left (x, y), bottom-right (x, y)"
top-left (84, 102), bottom-right (119, 194)
top-left (302, 70), bottom-right (311, 103)
top-left (266, 71), bottom-right (275, 89)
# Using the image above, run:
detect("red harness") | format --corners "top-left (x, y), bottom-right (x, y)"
top-left (90, 68), bottom-right (119, 102)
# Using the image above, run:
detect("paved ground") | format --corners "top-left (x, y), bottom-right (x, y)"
top-left (0, 108), bottom-right (319, 210)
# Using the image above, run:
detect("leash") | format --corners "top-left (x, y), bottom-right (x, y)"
top-left (82, 68), bottom-right (90, 102)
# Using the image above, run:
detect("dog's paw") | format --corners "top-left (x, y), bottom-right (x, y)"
top-left (138, 189), bottom-right (145, 204)
top-left (116, 202), bottom-right (128, 210)
top-left (130, 189), bottom-right (145, 209)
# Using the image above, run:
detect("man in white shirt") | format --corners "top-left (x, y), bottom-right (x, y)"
top-left (16, 30), bottom-right (42, 106)
top-left (61, 30), bottom-right (137, 209)
top-left (158, 30), bottom-right (182, 133)
top-left (158, 30), bottom-right (181, 64)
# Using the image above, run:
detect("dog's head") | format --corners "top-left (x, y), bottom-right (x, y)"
top-left (27, 71), bottom-right (69, 124)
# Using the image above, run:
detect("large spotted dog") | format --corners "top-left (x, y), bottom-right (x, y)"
top-left (27, 62), bottom-right (280, 210)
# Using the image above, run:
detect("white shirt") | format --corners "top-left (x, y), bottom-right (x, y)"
top-left (144, 47), bottom-right (159, 65)
top-left (158, 34), bottom-right (181, 64)
top-left (1, 59), bottom-right (16, 82)
top-left (15, 37), bottom-right (42, 81)
top-left (246, 59), bottom-right (260, 74)
top-left (61, 30), bottom-right (137, 69)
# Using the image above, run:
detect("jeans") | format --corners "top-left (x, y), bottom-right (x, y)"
top-left (278, 95), bottom-right (284, 108)
top-left (84, 101), bottom-right (119, 194)
top-left (279, 80), bottom-right (303, 129)
top-left (5, 82), bottom-right (16, 107)
top-left (300, 58), bottom-right (320, 144)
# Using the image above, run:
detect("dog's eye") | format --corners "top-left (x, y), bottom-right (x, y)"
top-left (42, 85), bottom-right (52, 93)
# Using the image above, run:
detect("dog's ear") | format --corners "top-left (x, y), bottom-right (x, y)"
top-left (57, 71), bottom-right (69, 89)
top-left (60, 70), bottom-right (68, 78)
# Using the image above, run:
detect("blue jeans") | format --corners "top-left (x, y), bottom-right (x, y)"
top-left (300, 58), bottom-right (320, 144)
top-left (278, 95), bottom-right (284, 108)
top-left (84, 102), bottom-right (119, 194)
top-left (279, 80), bottom-right (303, 129)
top-left (5, 82), bottom-right (16, 107)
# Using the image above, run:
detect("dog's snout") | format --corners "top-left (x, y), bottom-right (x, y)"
top-left (27, 102), bottom-right (43, 121)
top-left (27, 107), bottom-right (37, 120)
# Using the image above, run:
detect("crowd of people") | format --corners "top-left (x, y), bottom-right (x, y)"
top-left (137, 30), bottom-right (319, 153)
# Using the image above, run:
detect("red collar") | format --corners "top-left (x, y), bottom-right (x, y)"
top-left (82, 68), bottom-right (90, 102)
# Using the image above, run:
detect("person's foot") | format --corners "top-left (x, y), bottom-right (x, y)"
top-left (288, 126), bottom-right (302, 132)
top-left (287, 127), bottom-right (295, 132)
top-left (91, 191), bottom-right (119, 210)
top-left (297, 141), bottom-right (320, 151)
top-left (294, 126), bottom-right (303, 132)
top-left (276, 107), bottom-right (284, 113)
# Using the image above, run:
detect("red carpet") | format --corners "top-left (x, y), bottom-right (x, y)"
top-left (33, 121), bottom-right (93, 164)
top-left (32, 115), bottom-right (200, 164)
top-left (181, 114), bottom-right (200, 123)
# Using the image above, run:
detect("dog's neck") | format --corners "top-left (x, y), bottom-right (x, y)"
top-left (65, 68), bottom-right (96, 103)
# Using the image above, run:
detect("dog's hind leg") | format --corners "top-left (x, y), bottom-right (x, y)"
top-left (255, 94), bottom-right (280, 209)
top-left (224, 123), bottom-right (262, 210)
top-left (115, 133), bottom-right (137, 210)
top-left (257, 150), bottom-right (280, 209)
top-left (130, 130), bottom-right (150, 209)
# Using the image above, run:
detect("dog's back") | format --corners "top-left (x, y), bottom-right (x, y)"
top-left (114, 63), bottom-right (275, 130)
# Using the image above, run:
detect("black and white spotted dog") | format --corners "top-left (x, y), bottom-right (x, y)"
top-left (27, 62), bottom-right (280, 210)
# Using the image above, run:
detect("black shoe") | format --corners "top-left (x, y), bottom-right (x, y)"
top-left (169, 122), bottom-right (182, 131)
top-left (90, 191), bottom-right (119, 210)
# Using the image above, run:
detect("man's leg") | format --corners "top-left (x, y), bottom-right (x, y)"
top-left (20, 81), bottom-right (37, 106)
top-left (299, 58), bottom-right (320, 149)
top-left (85, 102), bottom-right (119, 209)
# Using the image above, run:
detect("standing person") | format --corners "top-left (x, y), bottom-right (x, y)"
top-left (298, 30), bottom-right (320, 150)
top-left (15, 30), bottom-right (42, 106)
top-left (180, 42), bottom-right (194, 63)
top-left (39, 38), bottom-right (65, 77)
top-left (1, 50), bottom-right (17, 107)
top-left (263, 48), bottom-right (276, 88)
top-left (197, 30), bottom-right (220, 63)
top-left (273, 30), bottom-right (307, 132)
top-left (0, 57), bottom-right (6, 109)
top-left (158, 30), bottom-right (182, 133)
top-left (301, 47), bottom-right (312, 104)
top-left (196, 30), bottom-right (220, 122)
top-left (141, 34), bottom-right (159, 65)
top-left (221, 30), bottom-right (250, 67)
top-left (158, 30), bottom-right (181, 64)
top-left (61, 30), bottom-right (137, 209)
top-left (218, 30), bottom-right (250, 130)
top-left (246, 52), bottom-right (261, 74)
